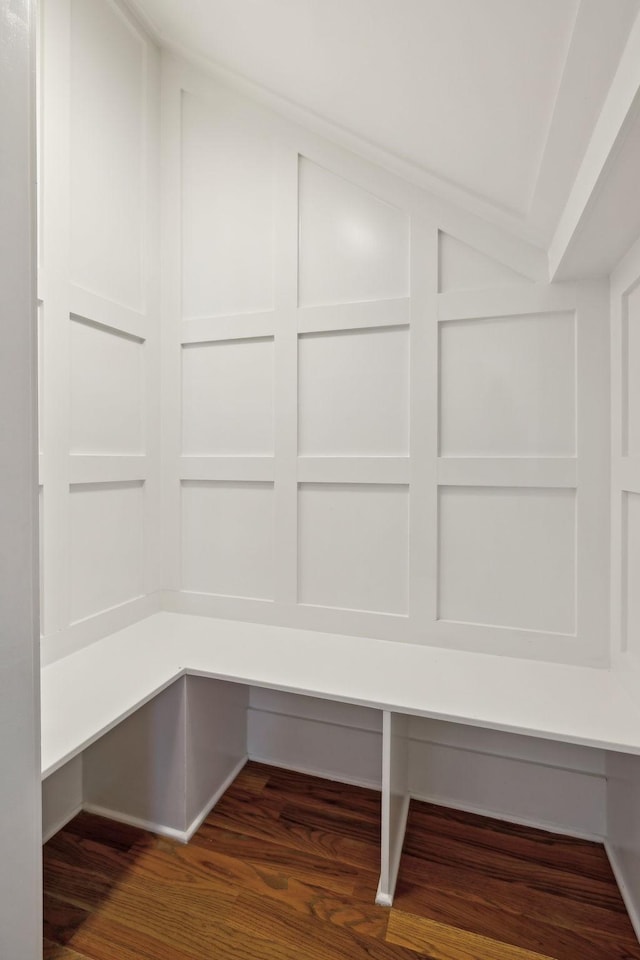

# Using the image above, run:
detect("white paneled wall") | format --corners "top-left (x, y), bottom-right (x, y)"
top-left (37, 27), bottom-right (616, 851)
top-left (611, 235), bottom-right (640, 677)
top-left (39, 0), bottom-right (160, 663)
top-left (162, 58), bottom-right (609, 668)
top-left (608, 235), bottom-right (640, 934)
top-left (438, 310), bottom-right (576, 458)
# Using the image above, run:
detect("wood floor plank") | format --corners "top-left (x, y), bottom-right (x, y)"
top-left (387, 909), bottom-right (555, 960)
top-left (392, 875), bottom-right (639, 960)
top-left (227, 891), bottom-right (422, 960)
top-left (401, 824), bottom-right (625, 912)
top-left (154, 831), bottom-right (388, 938)
top-left (392, 858), bottom-right (640, 956)
top-left (43, 763), bottom-right (640, 960)
top-left (192, 822), bottom-right (365, 895)
top-left (407, 802), bottom-right (615, 883)
top-left (43, 939), bottom-right (92, 960)
top-left (263, 767), bottom-right (382, 822)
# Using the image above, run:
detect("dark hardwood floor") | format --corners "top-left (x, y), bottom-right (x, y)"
top-left (43, 761), bottom-right (640, 960)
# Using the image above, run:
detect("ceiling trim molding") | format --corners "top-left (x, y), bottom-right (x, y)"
top-left (549, 9), bottom-right (640, 279)
top-left (158, 32), bottom-right (552, 249)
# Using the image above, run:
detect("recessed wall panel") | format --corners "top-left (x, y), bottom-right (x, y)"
top-left (181, 90), bottom-right (275, 319)
top-left (70, 318), bottom-right (143, 455)
top-left (70, 0), bottom-right (144, 310)
top-left (298, 159), bottom-right (409, 307)
top-left (298, 326), bottom-right (409, 456)
top-left (70, 482), bottom-right (144, 623)
top-left (438, 486), bottom-right (575, 634)
top-left (625, 283), bottom-right (640, 456)
top-left (298, 484), bottom-right (409, 614)
top-left (438, 233), bottom-right (529, 293)
top-left (182, 338), bottom-right (274, 456)
top-left (625, 492), bottom-right (640, 657)
top-left (440, 312), bottom-right (575, 457)
top-left (181, 481), bottom-right (274, 600)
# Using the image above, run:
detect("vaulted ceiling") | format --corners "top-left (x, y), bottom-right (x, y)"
top-left (130, 0), bottom-right (640, 274)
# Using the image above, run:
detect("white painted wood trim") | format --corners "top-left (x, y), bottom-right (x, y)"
top-left (606, 840), bottom-right (640, 946)
top-left (183, 754), bottom-right (248, 841)
top-left (409, 223), bottom-right (438, 626)
top-left (69, 285), bottom-right (146, 341)
top-left (377, 711), bottom-right (410, 906)
top-left (68, 456), bottom-right (149, 484)
top-left (298, 299), bottom-right (410, 334)
top-left (42, 804), bottom-right (83, 845)
top-left (437, 458), bottom-right (577, 488)
top-left (438, 282), bottom-right (577, 322)
top-left (272, 144), bottom-right (299, 606)
top-left (181, 312), bottom-right (275, 344)
top-left (156, 49), bottom-right (549, 271)
top-left (297, 458), bottom-right (409, 485)
top-left (40, 593), bottom-right (162, 667)
top-left (179, 457), bottom-right (275, 483)
top-left (549, 11), bottom-right (640, 279)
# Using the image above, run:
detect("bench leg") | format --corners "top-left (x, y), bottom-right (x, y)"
top-left (376, 711), bottom-right (410, 906)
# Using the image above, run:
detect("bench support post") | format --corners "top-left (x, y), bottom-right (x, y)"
top-left (376, 710), bottom-right (410, 906)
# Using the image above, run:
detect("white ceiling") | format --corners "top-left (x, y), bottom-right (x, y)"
top-left (130, 0), bottom-right (640, 247)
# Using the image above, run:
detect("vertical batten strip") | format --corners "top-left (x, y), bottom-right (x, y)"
top-left (575, 282), bottom-right (610, 663)
top-left (160, 62), bottom-right (184, 593)
top-left (409, 222), bottom-right (439, 628)
top-left (41, 0), bottom-right (72, 635)
top-left (142, 41), bottom-right (162, 601)
top-left (273, 144), bottom-right (300, 604)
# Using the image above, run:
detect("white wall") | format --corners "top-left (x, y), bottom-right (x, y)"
top-left (39, 0), bottom-right (161, 665)
top-left (161, 56), bottom-right (609, 669)
top-left (608, 232), bottom-right (640, 938)
top-left (150, 56), bottom-right (611, 840)
top-left (37, 28), bottom-right (614, 850)
top-left (0, 0), bottom-right (42, 955)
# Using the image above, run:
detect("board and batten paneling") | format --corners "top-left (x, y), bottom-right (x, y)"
top-left (608, 234), bottom-right (640, 938)
top-left (39, 0), bottom-right (161, 664)
top-left (162, 57), bottom-right (609, 667)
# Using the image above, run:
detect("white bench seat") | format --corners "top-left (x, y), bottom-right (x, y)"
top-left (40, 610), bottom-right (640, 906)
top-left (41, 610), bottom-right (640, 779)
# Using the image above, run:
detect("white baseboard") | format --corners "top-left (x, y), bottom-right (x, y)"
top-left (247, 754), bottom-right (381, 793)
top-left (183, 755), bottom-right (248, 842)
top-left (411, 792), bottom-right (605, 843)
top-left (605, 841), bottom-right (640, 946)
top-left (82, 755), bottom-right (249, 844)
top-left (81, 802), bottom-right (193, 843)
top-left (42, 804), bottom-right (83, 844)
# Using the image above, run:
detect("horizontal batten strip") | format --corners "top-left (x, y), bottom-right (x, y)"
top-left (437, 458), bottom-right (577, 488)
top-left (179, 457), bottom-right (275, 482)
top-left (298, 457), bottom-right (410, 485)
top-left (438, 283), bottom-right (577, 323)
top-left (68, 455), bottom-right (148, 484)
top-left (181, 312), bottom-right (275, 344)
top-left (69, 285), bottom-right (146, 341)
top-left (620, 458), bottom-right (640, 494)
top-left (298, 298), bottom-right (410, 334)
